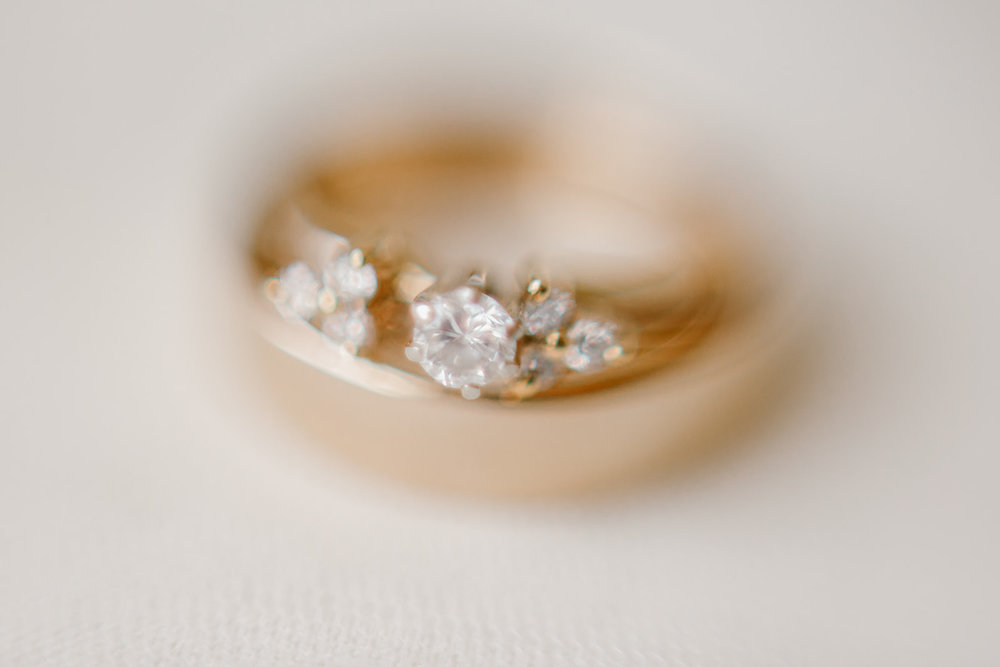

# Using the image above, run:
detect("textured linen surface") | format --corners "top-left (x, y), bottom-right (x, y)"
top-left (1, 1), bottom-right (998, 665)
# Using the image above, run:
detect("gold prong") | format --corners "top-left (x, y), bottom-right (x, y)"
top-left (411, 302), bottom-right (434, 324)
top-left (263, 277), bottom-right (284, 301)
top-left (349, 248), bottom-right (365, 269)
top-left (318, 288), bottom-right (337, 313)
top-left (395, 262), bottom-right (437, 303)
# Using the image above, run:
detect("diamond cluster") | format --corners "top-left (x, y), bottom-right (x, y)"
top-left (269, 251), bottom-right (623, 399)
top-left (407, 281), bottom-right (621, 398)
top-left (269, 247), bottom-right (377, 352)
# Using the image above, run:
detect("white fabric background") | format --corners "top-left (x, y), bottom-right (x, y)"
top-left (1, 1), bottom-right (998, 665)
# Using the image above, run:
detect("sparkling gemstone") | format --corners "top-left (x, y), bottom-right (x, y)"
top-left (322, 251), bottom-right (377, 301)
top-left (517, 345), bottom-right (563, 392)
top-left (564, 318), bottom-right (619, 373)
top-left (278, 261), bottom-right (320, 319)
top-left (408, 286), bottom-right (517, 389)
top-left (520, 287), bottom-right (576, 336)
top-left (321, 306), bottom-right (375, 349)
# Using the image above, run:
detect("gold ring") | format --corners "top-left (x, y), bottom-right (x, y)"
top-left (242, 102), bottom-right (792, 495)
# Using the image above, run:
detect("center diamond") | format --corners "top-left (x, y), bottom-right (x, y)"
top-left (407, 286), bottom-right (517, 391)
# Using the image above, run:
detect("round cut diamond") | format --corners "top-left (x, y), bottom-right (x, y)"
top-left (278, 261), bottom-right (320, 319)
top-left (322, 306), bottom-right (375, 349)
top-left (408, 287), bottom-right (517, 389)
top-left (520, 287), bottom-right (575, 336)
top-left (323, 251), bottom-right (377, 301)
top-left (564, 319), bottom-right (619, 373)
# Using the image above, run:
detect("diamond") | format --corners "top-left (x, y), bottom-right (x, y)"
top-left (520, 287), bottom-right (576, 337)
top-left (322, 249), bottom-right (377, 302)
top-left (321, 306), bottom-right (375, 350)
top-left (564, 319), bottom-right (619, 373)
top-left (277, 261), bottom-right (320, 319)
top-left (408, 286), bottom-right (517, 390)
top-left (517, 344), bottom-right (563, 392)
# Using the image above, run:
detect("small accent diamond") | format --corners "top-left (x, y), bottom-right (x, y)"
top-left (517, 345), bottom-right (563, 393)
top-left (321, 306), bottom-right (375, 350)
top-left (564, 319), bottom-right (620, 373)
top-left (408, 286), bottom-right (517, 391)
top-left (520, 286), bottom-right (576, 337)
top-left (323, 249), bottom-right (377, 302)
top-left (277, 261), bottom-right (320, 319)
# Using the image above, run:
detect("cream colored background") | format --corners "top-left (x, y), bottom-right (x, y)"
top-left (1, 1), bottom-right (998, 665)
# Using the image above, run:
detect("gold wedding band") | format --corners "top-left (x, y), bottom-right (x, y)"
top-left (243, 104), bottom-right (791, 495)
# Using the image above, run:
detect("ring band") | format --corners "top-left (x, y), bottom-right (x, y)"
top-left (242, 115), bottom-right (788, 494)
